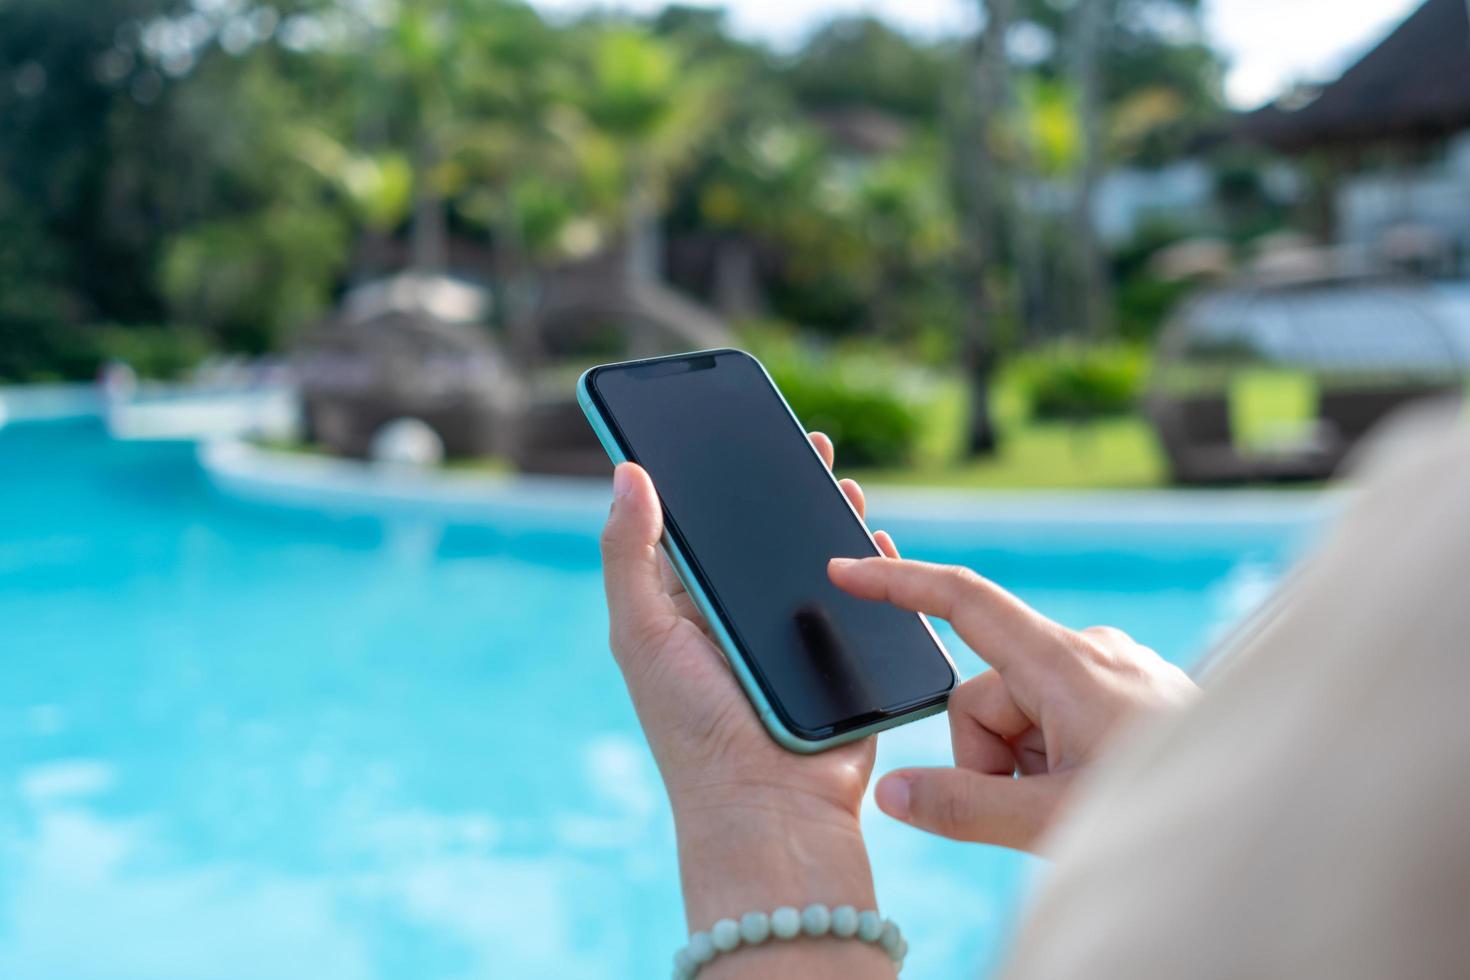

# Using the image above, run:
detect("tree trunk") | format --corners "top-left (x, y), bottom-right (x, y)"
top-left (1070, 0), bottom-right (1110, 339)
top-left (1009, 102), bottom-right (1050, 344)
top-left (711, 238), bottom-right (763, 320)
top-left (496, 208), bottom-right (539, 372)
top-left (409, 135), bottom-right (446, 273)
top-left (624, 158), bottom-right (660, 286)
top-left (954, 0), bottom-right (1014, 456)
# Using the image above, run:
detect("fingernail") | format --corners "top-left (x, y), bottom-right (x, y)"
top-left (875, 774), bottom-right (910, 820)
top-left (612, 464), bottom-right (635, 500)
top-left (828, 557), bottom-right (856, 569)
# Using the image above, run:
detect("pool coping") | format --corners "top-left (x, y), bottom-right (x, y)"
top-left (198, 437), bottom-right (1342, 536)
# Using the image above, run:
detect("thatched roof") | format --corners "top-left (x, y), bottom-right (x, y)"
top-left (300, 273), bottom-right (514, 400)
top-left (1239, 0), bottom-right (1470, 151)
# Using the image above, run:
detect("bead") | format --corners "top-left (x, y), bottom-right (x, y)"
top-left (895, 936), bottom-right (909, 962)
top-left (829, 905), bottom-right (858, 940)
top-left (879, 920), bottom-right (902, 958)
top-left (688, 931), bottom-right (715, 965)
top-left (770, 906), bottom-right (801, 940)
top-left (800, 903), bottom-right (832, 936)
top-left (856, 910), bottom-right (883, 942)
top-left (830, 905), bottom-right (859, 937)
top-left (711, 918), bottom-right (741, 953)
top-left (672, 946), bottom-right (694, 980)
top-left (739, 911), bottom-right (771, 944)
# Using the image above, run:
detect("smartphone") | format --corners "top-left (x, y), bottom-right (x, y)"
top-left (578, 348), bottom-right (958, 752)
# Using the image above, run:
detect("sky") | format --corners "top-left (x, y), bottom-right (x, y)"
top-left (531, 0), bottom-right (1426, 109)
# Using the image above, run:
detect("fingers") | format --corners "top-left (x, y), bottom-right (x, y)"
top-left (600, 463), bottom-right (676, 663)
top-left (807, 429), bottom-right (900, 558)
top-left (949, 670), bottom-right (1029, 775)
top-left (827, 558), bottom-right (1046, 671)
top-left (657, 549), bottom-right (685, 594)
top-left (808, 430), bottom-right (834, 469)
top-left (874, 767), bottom-right (1072, 852)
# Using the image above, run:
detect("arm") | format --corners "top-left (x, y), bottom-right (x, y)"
top-left (677, 795), bottom-right (888, 979)
top-left (599, 438), bottom-right (896, 979)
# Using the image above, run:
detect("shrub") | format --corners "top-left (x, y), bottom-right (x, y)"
top-left (740, 324), bottom-right (935, 467)
top-left (93, 324), bottom-right (214, 380)
top-left (1115, 274), bottom-right (1191, 343)
top-left (1008, 344), bottom-right (1149, 421)
top-left (0, 320), bottom-right (213, 383)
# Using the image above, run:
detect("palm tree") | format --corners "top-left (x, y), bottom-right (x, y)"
top-left (949, 0), bottom-right (1016, 455)
top-left (1069, 0), bottom-right (1111, 338)
top-left (572, 27), bottom-right (728, 286)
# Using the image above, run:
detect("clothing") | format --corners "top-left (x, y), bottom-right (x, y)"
top-left (1003, 414), bottom-right (1470, 980)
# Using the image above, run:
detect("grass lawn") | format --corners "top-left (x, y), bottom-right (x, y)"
top-left (852, 368), bottom-right (1349, 491)
top-left (860, 415), bottom-right (1167, 489)
top-left (853, 375), bottom-right (1168, 490)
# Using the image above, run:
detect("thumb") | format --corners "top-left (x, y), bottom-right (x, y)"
top-left (874, 768), bottom-right (1072, 852)
top-left (599, 463), bottom-right (671, 663)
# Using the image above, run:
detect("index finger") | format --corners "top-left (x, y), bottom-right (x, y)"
top-left (827, 557), bottom-right (1047, 671)
top-left (808, 431), bottom-right (834, 469)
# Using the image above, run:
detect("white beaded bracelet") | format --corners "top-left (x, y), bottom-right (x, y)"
top-left (672, 904), bottom-right (906, 978)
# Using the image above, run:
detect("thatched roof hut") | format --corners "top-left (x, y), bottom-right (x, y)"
top-left (297, 247), bottom-right (733, 472)
top-left (299, 273), bottom-right (520, 460)
top-left (1239, 0), bottom-right (1470, 153)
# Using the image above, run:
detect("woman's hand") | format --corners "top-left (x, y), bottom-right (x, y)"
top-left (829, 557), bottom-right (1198, 852)
top-left (599, 434), bottom-right (899, 977)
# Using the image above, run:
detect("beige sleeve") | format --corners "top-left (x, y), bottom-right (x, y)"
top-left (1001, 419), bottom-right (1470, 980)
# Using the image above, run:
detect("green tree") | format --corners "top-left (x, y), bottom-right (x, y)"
top-left (570, 26), bottom-right (730, 284)
top-left (785, 18), bottom-right (953, 122)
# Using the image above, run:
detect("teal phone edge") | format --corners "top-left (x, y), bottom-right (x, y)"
top-left (576, 348), bottom-right (958, 754)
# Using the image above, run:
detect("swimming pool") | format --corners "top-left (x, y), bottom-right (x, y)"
top-left (0, 419), bottom-right (1319, 979)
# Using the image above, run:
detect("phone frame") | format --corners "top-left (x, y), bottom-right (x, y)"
top-left (578, 348), bottom-right (957, 753)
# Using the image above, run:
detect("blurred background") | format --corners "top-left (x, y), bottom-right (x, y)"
top-left (3, 0), bottom-right (1467, 482)
top-left (1, 2), bottom-right (1468, 978)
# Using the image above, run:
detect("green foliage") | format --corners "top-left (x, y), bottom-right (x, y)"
top-left (1007, 0), bottom-right (1226, 166)
top-left (568, 24), bottom-right (732, 221)
top-left (1013, 76), bottom-right (1080, 176)
top-left (0, 0), bottom-right (1231, 395)
top-left (1114, 275), bottom-right (1191, 342)
top-left (1008, 344), bottom-right (1150, 421)
top-left (786, 18), bottom-right (950, 120)
top-left (92, 324), bottom-right (214, 379)
top-left (581, 29), bottom-right (680, 136)
top-left (0, 322), bottom-right (101, 383)
top-left (741, 324), bottom-right (944, 467)
top-left (1110, 222), bottom-right (1199, 341)
top-left (160, 206), bottom-right (349, 354)
top-left (0, 321), bottom-right (211, 383)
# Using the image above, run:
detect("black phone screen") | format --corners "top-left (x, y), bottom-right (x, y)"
top-left (587, 349), bottom-right (956, 741)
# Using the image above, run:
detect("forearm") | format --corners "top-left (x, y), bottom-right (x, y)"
top-left (675, 798), bottom-right (896, 979)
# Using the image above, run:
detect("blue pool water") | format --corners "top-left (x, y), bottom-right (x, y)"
top-left (0, 419), bottom-right (1313, 979)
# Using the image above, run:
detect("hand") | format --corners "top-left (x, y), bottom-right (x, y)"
top-left (600, 433), bottom-right (900, 978)
top-left (828, 557), bottom-right (1198, 852)
top-left (599, 431), bottom-right (897, 820)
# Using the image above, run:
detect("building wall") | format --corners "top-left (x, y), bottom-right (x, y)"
top-left (1338, 130), bottom-right (1470, 271)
